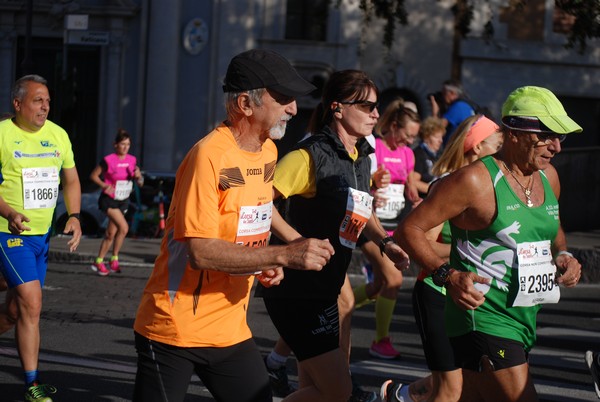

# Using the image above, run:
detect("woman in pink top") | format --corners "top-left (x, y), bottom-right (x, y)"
top-left (353, 99), bottom-right (421, 360)
top-left (89, 129), bottom-right (144, 276)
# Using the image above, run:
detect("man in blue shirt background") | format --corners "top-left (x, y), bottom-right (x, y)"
top-left (429, 79), bottom-right (475, 144)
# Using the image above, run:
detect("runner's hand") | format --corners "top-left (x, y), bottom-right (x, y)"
top-left (384, 242), bottom-right (410, 271)
top-left (7, 211), bottom-right (31, 234)
top-left (373, 165), bottom-right (391, 189)
top-left (556, 254), bottom-right (582, 287)
top-left (64, 216), bottom-right (82, 252)
top-left (286, 238), bottom-right (334, 271)
top-left (446, 271), bottom-right (489, 310)
top-left (257, 268), bottom-right (284, 287)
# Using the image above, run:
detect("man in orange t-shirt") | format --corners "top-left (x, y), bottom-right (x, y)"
top-left (132, 49), bottom-right (335, 402)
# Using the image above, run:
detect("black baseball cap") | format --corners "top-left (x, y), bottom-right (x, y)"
top-left (222, 49), bottom-right (316, 97)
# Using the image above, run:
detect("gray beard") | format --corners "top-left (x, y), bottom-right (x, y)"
top-left (269, 122), bottom-right (287, 140)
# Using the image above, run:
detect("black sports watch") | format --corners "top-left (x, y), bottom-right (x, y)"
top-left (432, 262), bottom-right (454, 287)
top-left (379, 236), bottom-right (395, 256)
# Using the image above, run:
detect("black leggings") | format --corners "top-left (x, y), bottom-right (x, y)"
top-left (412, 280), bottom-right (457, 372)
top-left (133, 332), bottom-right (271, 402)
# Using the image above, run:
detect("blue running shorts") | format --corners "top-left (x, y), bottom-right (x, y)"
top-left (0, 231), bottom-right (50, 288)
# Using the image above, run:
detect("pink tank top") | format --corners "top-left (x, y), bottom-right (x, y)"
top-left (374, 138), bottom-right (414, 184)
top-left (102, 153), bottom-right (137, 199)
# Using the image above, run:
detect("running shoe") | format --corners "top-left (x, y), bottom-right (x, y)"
top-left (380, 380), bottom-right (405, 402)
top-left (25, 381), bottom-right (57, 402)
top-left (90, 261), bottom-right (110, 276)
top-left (264, 357), bottom-right (296, 397)
top-left (585, 350), bottom-right (600, 399)
top-left (369, 337), bottom-right (401, 360)
top-left (349, 376), bottom-right (377, 402)
top-left (109, 259), bottom-right (121, 273)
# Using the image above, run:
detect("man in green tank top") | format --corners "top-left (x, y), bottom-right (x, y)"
top-left (395, 86), bottom-right (583, 402)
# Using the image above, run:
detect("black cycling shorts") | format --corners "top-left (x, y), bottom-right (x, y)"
top-left (450, 331), bottom-right (529, 372)
top-left (98, 193), bottom-right (129, 214)
top-left (264, 297), bottom-right (339, 362)
top-left (133, 332), bottom-right (271, 402)
top-left (412, 280), bottom-right (457, 372)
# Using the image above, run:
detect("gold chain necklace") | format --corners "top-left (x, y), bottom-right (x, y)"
top-left (502, 161), bottom-right (534, 207)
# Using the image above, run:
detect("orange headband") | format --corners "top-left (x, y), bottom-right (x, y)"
top-left (463, 116), bottom-right (499, 153)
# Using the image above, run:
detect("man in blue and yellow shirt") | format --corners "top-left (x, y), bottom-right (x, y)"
top-left (0, 75), bottom-right (81, 402)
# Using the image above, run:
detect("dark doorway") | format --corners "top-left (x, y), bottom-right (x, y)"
top-left (16, 36), bottom-right (100, 191)
top-left (559, 96), bottom-right (600, 148)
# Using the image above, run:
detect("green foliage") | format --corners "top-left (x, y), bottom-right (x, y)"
top-left (556, 0), bottom-right (600, 53)
top-left (451, 0), bottom-right (474, 37)
top-left (332, 0), bottom-right (598, 53)
top-left (352, 0), bottom-right (409, 48)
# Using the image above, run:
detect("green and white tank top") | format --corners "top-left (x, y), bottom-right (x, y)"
top-left (445, 155), bottom-right (559, 351)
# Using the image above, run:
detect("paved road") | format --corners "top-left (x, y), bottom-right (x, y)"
top-left (0, 261), bottom-right (599, 401)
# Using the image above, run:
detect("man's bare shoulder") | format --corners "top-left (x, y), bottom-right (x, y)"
top-left (434, 159), bottom-right (492, 194)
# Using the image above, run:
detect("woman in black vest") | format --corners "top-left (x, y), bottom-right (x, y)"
top-left (262, 70), bottom-right (410, 402)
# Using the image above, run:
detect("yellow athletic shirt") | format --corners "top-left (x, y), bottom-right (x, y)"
top-left (0, 119), bottom-right (75, 234)
top-left (275, 146), bottom-right (359, 198)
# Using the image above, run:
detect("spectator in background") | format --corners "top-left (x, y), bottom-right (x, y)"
top-left (412, 116), bottom-right (445, 198)
top-left (89, 129), bottom-right (144, 276)
top-left (0, 74), bottom-right (82, 402)
top-left (429, 79), bottom-right (475, 144)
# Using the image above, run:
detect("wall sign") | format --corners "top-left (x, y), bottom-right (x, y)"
top-left (183, 18), bottom-right (209, 55)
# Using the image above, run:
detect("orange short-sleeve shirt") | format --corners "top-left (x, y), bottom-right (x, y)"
top-left (134, 124), bottom-right (277, 347)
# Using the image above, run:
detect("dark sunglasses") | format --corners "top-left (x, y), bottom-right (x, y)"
top-left (339, 100), bottom-right (379, 113)
top-left (514, 130), bottom-right (566, 144)
top-left (536, 132), bottom-right (567, 144)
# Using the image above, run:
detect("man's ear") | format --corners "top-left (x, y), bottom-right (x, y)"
top-left (237, 93), bottom-right (253, 117)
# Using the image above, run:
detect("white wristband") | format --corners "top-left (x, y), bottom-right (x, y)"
top-left (556, 250), bottom-right (573, 259)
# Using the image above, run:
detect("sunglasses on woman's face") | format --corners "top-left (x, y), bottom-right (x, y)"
top-left (339, 100), bottom-right (379, 113)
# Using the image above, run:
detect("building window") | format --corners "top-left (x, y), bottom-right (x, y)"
top-left (285, 0), bottom-right (328, 41)
top-left (499, 0), bottom-right (546, 41)
top-left (552, 5), bottom-right (576, 34)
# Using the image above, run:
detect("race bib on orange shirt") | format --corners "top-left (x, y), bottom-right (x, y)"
top-left (339, 188), bottom-right (373, 249)
top-left (232, 202), bottom-right (273, 275)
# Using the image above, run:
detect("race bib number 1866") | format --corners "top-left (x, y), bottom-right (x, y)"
top-left (22, 167), bottom-right (59, 210)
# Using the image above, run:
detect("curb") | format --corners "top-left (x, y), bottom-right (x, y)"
top-left (49, 250), bottom-right (96, 264)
